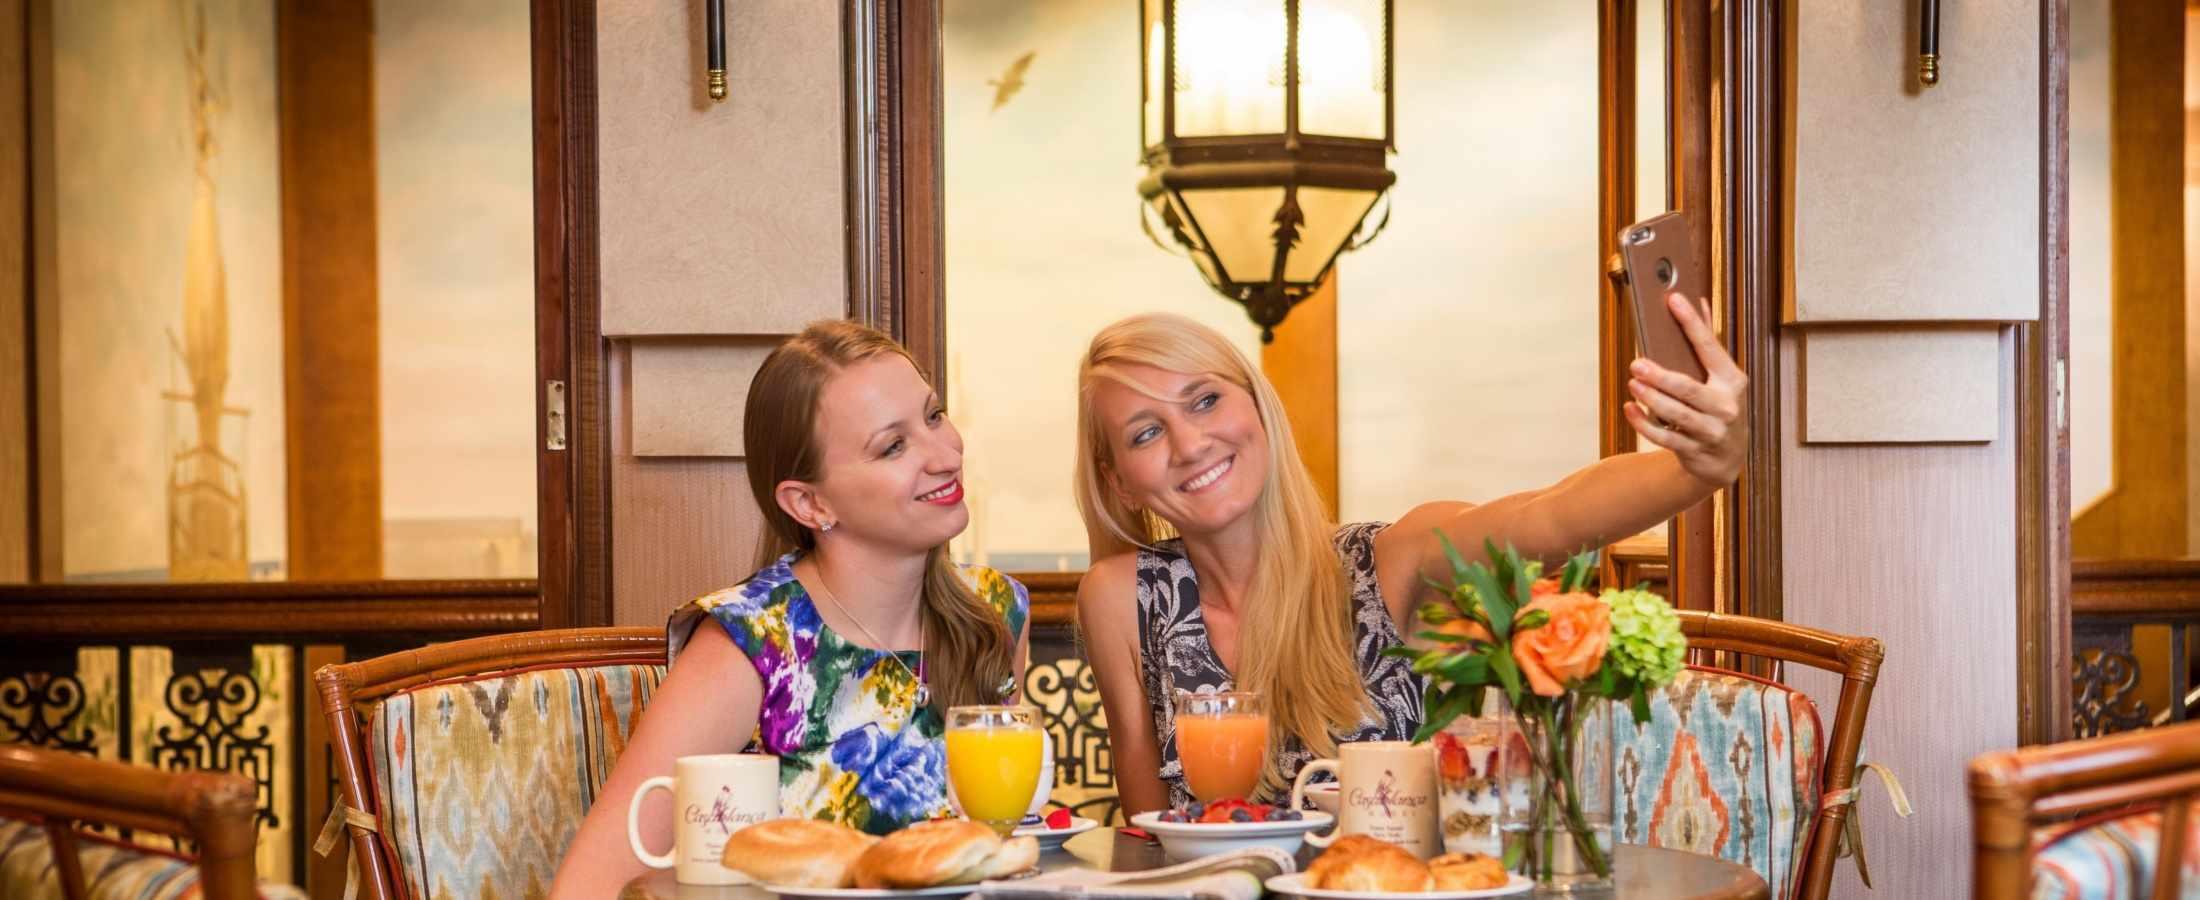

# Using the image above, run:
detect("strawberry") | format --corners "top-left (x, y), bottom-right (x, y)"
top-left (1045, 807), bottom-right (1072, 829)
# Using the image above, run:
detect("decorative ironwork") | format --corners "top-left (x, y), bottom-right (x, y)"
top-left (153, 667), bottom-right (280, 830)
top-left (0, 671), bottom-right (98, 753)
top-left (1023, 652), bottom-right (1121, 823)
top-left (2071, 648), bottom-right (2150, 738)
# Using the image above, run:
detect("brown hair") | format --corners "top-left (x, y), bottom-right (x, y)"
top-left (744, 319), bottom-right (1014, 710)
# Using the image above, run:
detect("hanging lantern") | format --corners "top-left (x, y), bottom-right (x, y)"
top-left (1139, 0), bottom-right (1395, 342)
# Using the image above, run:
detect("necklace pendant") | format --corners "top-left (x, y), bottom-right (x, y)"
top-left (914, 683), bottom-right (931, 707)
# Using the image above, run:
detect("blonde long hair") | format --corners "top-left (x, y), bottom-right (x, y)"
top-left (746, 320), bottom-right (1015, 711)
top-left (1074, 313), bottom-right (1367, 773)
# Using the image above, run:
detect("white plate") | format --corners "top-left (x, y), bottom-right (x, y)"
top-left (1264, 871), bottom-right (1534, 899)
top-left (1014, 815), bottom-right (1099, 850)
top-left (761, 884), bottom-right (977, 900)
top-left (1128, 810), bottom-right (1334, 861)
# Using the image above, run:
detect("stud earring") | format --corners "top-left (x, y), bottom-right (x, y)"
top-left (818, 520), bottom-right (835, 534)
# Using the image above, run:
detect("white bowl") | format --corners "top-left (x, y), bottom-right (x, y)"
top-left (1302, 782), bottom-right (1340, 815)
top-left (1129, 810), bottom-right (1334, 861)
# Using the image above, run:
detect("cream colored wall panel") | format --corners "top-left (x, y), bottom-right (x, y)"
top-left (1800, 326), bottom-right (2001, 444)
top-left (610, 343), bottom-right (764, 626)
top-left (597, 0), bottom-right (844, 337)
top-left (1789, 0), bottom-right (2038, 323)
top-left (629, 339), bottom-right (772, 457)
top-left (1780, 331), bottom-right (2018, 899)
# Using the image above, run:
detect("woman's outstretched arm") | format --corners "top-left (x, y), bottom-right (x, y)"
top-left (1077, 554), bottom-right (1171, 817)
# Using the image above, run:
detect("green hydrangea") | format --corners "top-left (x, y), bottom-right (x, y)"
top-left (1601, 587), bottom-right (1685, 686)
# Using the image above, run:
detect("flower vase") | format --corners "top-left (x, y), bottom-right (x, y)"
top-left (1498, 694), bottom-right (1615, 893)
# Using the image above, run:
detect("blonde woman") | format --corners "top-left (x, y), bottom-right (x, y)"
top-left (1073, 295), bottom-right (1748, 815)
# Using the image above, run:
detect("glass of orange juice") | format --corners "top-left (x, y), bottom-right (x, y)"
top-left (1174, 690), bottom-right (1269, 802)
top-left (945, 705), bottom-right (1045, 836)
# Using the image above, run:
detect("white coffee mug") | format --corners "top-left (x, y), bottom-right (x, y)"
top-left (1291, 740), bottom-right (1443, 859)
top-left (627, 754), bottom-right (779, 884)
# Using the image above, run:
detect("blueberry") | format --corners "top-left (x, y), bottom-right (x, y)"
top-left (1230, 808), bottom-right (1253, 822)
top-left (1274, 810), bottom-right (1301, 821)
top-left (1186, 802), bottom-right (1205, 818)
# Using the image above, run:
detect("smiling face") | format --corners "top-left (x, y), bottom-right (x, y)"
top-left (1087, 363), bottom-right (1270, 539)
top-left (781, 355), bottom-right (968, 553)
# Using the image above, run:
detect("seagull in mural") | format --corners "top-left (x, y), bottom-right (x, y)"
top-left (988, 51), bottom-right (1036, 112)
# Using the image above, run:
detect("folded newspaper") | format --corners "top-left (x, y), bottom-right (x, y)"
top-left (976, 848), bottom-right (1297, 900)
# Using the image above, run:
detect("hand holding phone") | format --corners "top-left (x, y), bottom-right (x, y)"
top-left (1618, 212), bottom-right (1708, 384)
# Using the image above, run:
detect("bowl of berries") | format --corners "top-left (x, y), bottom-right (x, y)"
top-left (1129, 799), bottom-right (1333, 861)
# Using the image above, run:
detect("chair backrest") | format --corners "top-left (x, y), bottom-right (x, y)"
top-left (1642, 610), bottom-right (1885, 900)
top-left (1021, 655), bottom-right (1121, 824)
top-left (1969, 719), bottom-right (2200, 900)
top-left (315, 627), bottom-right (666, 900)
top-left (0, 744), bottom-right (260, 900)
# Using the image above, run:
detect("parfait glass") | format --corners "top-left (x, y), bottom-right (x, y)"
top-left (944, 704), bottom-right (1045, 836)
top-left (1173, 690), bottom-right (1269, 802)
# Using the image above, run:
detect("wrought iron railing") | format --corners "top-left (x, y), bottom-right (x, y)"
top-left (2070, 560), bottom-right (2200, 738)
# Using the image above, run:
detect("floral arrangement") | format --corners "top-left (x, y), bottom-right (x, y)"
top-left (1386, 535), bottom-right (1686, 884)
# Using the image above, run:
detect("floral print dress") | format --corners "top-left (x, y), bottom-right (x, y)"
top-left (667, 553), bottom-right (1030, 835)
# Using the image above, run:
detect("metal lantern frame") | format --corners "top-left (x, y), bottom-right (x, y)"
top-left (1138, 0), bottom-right (1397, 341)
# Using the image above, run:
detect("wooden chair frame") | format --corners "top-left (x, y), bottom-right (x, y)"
top-left (313, 626), bottom-right (666, 900)
top-left (0, 744), bottom-right (261, 900)
top-left (1674, 610), bottom-right (1885, 900)
top-left (1969, 719), bottom-right (2200, 900)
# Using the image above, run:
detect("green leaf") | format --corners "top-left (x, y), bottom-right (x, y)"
top-left (1514, 609), bottom-right (1551, 632)
top-left (1381, 645), bottom-right (1423, 661)
top-left (1629, 685), bottom-right (1653, 725)
top-left (1415, 629), bottom-right (1470, 646)
top-left (1503, 839), bottom-right (1525, 869)
top-left (1413, 686), bottom-right (1477, 743)
top-left (1464, 563), bottom-right (1516, 642)
top-left (1505, 542), bottom-right (1534, 610)
top-left (1489, 648), bottom-right (1524, 699)
top-left (1561, 549), bottom-right (1599, 593)
top-left (1462, 685), bottom-right (1487, 718)
top-left (1420, 573), bottom-right (1455, 597)
top-left (1437, 530), bottom-right (1474, 586)
top-left (1434, 652), bottom-right (1491, 685)
top-left (1588, 663), bottom-right (1617, 697)
top-left (1416, 597), bottom-right (1458, 625)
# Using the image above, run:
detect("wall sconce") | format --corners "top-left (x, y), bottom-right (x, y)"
top-left (707, 0), bottom-right (728, 101)
top-left (1138, 0), bottom-right (1396, 342)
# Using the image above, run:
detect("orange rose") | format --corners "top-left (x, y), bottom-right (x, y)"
top-left (1510, 592), bottom-right (1610, 696)
top-left (1530, 576), bottom-right (1561, 598)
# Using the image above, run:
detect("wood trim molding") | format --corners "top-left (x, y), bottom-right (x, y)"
top-left (1724, 0), bottom-right (1784, 622)
top-left (0, 580), bottom-right (540, 638)
top-left (2017, 0), bottom-right (2073, 747)
top-left (846, 0), bottom-right (945, 382)
top-left (1668, 0), bottom-right (1717, 615)
top-left (1263, 273), bottom-right (1340, 519)
top-left (1597, 0), bottom-right (1639, 460)
top-left (533, 0), bottom-right (611, 627)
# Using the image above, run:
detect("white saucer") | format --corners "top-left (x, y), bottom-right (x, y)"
top-left (1013, 815), bottom-right (1100, 851)
top-left (1265, 871), bottom-right (1533, 898)
top-left (1128, 810), bottom-right (1333, 861)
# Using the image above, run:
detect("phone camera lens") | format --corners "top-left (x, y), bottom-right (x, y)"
top-left (1655, 258), bottom-right (1675, 287)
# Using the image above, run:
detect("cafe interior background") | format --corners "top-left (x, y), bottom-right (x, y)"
top-left (0, 0), bottom-right (2192, 897)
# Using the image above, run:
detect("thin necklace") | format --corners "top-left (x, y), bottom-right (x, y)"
top-left (806, 568), bottom-right (930, 707)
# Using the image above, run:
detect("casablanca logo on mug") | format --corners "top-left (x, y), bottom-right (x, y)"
top-left (1293, 741), bottom-right (1443, 859)
top-left (629, 754), bottom-right (779, 885)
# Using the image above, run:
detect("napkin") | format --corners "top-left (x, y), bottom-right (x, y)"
top-left (977, 848), bottom-right (1295, 900)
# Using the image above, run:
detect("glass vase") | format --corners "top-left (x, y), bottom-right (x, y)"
top-left (1498, 694), bottom-right (1615, 893)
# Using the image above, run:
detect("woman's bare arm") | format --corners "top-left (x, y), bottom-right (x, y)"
top-left (1077, 555), bottom-right (1170, 817)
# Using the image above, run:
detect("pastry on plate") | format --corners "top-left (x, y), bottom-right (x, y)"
top-left (853, 819), bottom-right (1040, 888)
top-left (719, 818), bottom-right (879, 888)
top-left (1428, 852), bottom-right (1509, 891)
top-left (1306, 835), bottom-right (1433, 893)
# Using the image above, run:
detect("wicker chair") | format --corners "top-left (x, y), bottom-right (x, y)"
top-left (1613, 610), bottom-right (1884, 900)
top-left (0, 744), bottom-right (261, 900)
top-left (1970, 719), bottom-right (2200, 899)
top-left (314, 627), bottom-right (666, 900)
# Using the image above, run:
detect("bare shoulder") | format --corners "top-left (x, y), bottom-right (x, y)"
top-left (1075, 553), bottom-right (1140, 638)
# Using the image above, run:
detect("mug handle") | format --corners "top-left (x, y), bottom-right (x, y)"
top-left (627, 775), bottom-right (677, 869)
top-left (1291, 759), bottom-right (1342, 847)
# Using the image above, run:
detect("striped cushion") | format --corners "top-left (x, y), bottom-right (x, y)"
top-left (1615, 666), bottom-right (1825, 900)
top-left (367, 662), bottom-right (664, 900)
top-left (2031, 801), bottom-right (2200, 899)
top-left (0, 813), bottom-right (305, 900)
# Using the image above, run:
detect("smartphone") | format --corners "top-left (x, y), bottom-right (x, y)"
top-left (1618, 211), bottom-right (1708, 384)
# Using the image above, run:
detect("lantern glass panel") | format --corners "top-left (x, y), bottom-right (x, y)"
top-left (1177, 185), bottom-right (1289, 284)
top-left (1170, 0), bottom-right (1288, 137)
top-left (1143, 0), bottom-right (1164, 146)
top-left (1284, 186), bottom-right (1381, 282)
top-left (1294, 0), bottom-right (1387, 140)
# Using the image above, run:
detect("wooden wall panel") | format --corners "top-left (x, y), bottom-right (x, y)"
top-left (1263, 274), bottom-right (1338, 519)
top-left (2072, 0), bottom-right (2187, 559)
top-left (1780, 330), bottom-right (2018, 898)
top-left (628, 339), bottom-right (772, 457)
top-left (27, 0), bottom-right (54, 580)
top-left (277, 0), bottom-right (382, 580)
top-left (609, 342), bottom-right (762, 626)
top-left (0, 0), bottom-right (26, 582)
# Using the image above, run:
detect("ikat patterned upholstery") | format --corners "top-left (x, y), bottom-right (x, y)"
top-left (0, 813), bottom-right (305, 900)
top-left (2029, 801), bottom-right (2200, 899)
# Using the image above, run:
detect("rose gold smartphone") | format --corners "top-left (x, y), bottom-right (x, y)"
top-left (1618, 211), bottom-right (1708, 384)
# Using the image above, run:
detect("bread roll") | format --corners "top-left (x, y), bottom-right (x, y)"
top-left (947, 835), bottom-right (1039, 884)
top-left (1307, 837), bottom-right (1433, 893)
top-left (853, 819), bottom-right (1003, 889)
top-left (1429, 852), bottom-right (1508, 891)
top-left (719, 819), bottom-right (878, 888)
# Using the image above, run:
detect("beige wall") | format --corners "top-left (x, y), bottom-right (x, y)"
top-left (596, 0), bottom-right (843, 624)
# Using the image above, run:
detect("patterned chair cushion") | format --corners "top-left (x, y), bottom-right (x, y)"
top-left (2030, 801), bottom-right (2200, 900)
top-left (0, 813), bottom-right (305, 900)
top-left (1615, 666), bottom-right (1825, 900)
top-left (366, 662), bottom-right (664, 900)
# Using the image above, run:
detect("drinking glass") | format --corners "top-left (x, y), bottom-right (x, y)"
top-left (1173, 690), bottom-right (1269, 802)
top-left (945, 705), bottom-right (1045, 836)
